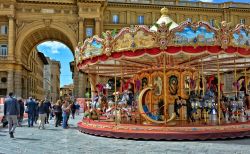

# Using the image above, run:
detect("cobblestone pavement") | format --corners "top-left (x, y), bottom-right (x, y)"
top-left (0, 114), bottom-right (250, 154)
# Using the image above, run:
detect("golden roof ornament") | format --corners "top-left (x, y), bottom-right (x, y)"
top-left (160, 7), bottom-right (168, 17)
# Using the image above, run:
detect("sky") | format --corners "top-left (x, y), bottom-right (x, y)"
top-left (191, 0), bottom-right (249, 2)
top-left (37, 41), bottom-right (74, 87)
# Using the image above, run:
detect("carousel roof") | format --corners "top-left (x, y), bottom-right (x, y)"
top-left (75, 8), bottom-right (250, 77)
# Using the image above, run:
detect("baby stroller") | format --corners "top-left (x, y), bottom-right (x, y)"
top-left (1, 116), bottom-right (8, 128)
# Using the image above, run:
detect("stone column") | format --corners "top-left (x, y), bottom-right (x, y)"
top-left (14, 71), bottom-right (22, 98)
top-left (23, 77), bottom-right (28, 99)
top-left (152, 12), bottom-right (156, 23)
top-left (78, 17), bottom-right (84, 42)
top-left (176, 13), bottom-right (180, 23)
top-left (95, 18), bottom-right (101, 36)
top-left (7, 70), bottom-right (14, 94)
top-left (73, 66), bottom-right (79, 98)
top-left (8, 15), bottom-right (15, 60)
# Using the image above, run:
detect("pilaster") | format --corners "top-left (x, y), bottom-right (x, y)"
top-left (127, 10), bottom-right (131, 25)
top-left (14, 71), bottom-right (22, 98)
top-left (8, 15), bottom-right (15, 61)
top-left (78, 17), bottom-right (84, 42)
top-left (7, 70), bottom-right (14, 94)
top-left (95, 18), bottom-right (101, 36)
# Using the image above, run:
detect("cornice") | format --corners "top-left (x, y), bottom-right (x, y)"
top-left (107, 2), bottom-right (250, 13)
top-left (16, 0), bottom-right (76, 5)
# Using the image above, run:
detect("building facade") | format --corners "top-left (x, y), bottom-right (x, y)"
top-left (36, 52), bottom-right (49, 100)
top-left (44, 58), bottom-right (60, 103)
top-left (50, 60), bottom-right (60, 103)
top-left (60, 83), bottom-right (74, 97)
top-left (0, 0), bottom-right (249, 98)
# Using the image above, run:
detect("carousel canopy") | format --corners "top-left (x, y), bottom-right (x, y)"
top-left (150, 8), bottom-right (179, 31)
top-left (75, 8), bottom-right (250, 77)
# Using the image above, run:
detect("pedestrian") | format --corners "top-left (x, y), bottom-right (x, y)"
top-left (37, 100), bottom-right (48, 129)
top-left (71, 102), bottom-right (76, 119)
top-left (44, 99), bottom-right (51, 124)
top-left (53, 100), bottom-right (62, 127)
top-left (34, 99), bottom-right (39, 124)
top-left (26, 97), bottom-right (37, 127)
top-left (17, 98), bottom-right (24, 126)
top-left (4, 92), bottom-right (20, 138)
top-left (62, 101), bottom-right (71, 129)
top-left (75, 102), bottom-right (80, 115)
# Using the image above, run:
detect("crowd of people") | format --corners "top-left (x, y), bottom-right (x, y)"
top-left (2, 92), bottom-right (80, 138)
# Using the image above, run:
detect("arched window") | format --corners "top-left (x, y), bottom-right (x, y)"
top-left (112, 15), bottom-right (119, 24)
top-left (0, 25), bottom-right (8, 35)
top-left (209, 19), bottom-right (214, 27)
top-left (240, 19), bottom-right (245, 24)
top-left (138, 16), bottom-right (144, 25)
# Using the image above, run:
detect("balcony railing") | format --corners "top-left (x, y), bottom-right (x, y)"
top-left (0, 55), bottom-right (8, 60)
top-left (108, 0), bottom-right (250, 9)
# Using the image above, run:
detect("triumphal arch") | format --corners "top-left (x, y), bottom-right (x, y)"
top-left (0, 0), bottom-right (106, 99)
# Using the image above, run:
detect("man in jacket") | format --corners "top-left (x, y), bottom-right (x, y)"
top-left (4, 92), bottom-right (20, 138)
top-left (26, 97), bottom-right (37, 127)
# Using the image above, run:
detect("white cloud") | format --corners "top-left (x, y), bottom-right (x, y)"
top-left (199, 0), bottom-right (213, 2)
top-left (39, 41), bottom-right (67, 54)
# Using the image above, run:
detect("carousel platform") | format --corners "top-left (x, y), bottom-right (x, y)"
top-left (78, 118), bottom-right (250, 140)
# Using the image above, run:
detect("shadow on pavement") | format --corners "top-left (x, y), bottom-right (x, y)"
top-left (15, 137), bottom-right (41, 141)
top-left (45, 128), bottom-right (62, 131)
top-left (0, 134), bottom-right (6, 136)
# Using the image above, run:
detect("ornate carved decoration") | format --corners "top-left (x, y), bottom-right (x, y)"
top-left (43, 19), bottom-right (52, 27)
top-left (68, 22), bottom-right (78, 34)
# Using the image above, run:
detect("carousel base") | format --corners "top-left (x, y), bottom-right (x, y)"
top-left (78, 118), bottom-right (250, 140)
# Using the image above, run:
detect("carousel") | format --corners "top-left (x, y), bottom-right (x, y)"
top-left (76, 8), bottom-right (250, 140)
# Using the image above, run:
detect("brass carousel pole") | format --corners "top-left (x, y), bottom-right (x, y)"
top-left (189, 55), bottom-right (191, 95)
top-left (245, 58), bottom-right (247, 94)
top-left (114, 60), bottom-right (118, 125)
top-left (198, 60), bottom-right (200, 95)
top-left (202, 58), bottom-right (205, 97)
top-left (217, 55), bottom-right (221, 125)
top-left (234, 55), bottom-right (237, 97)
top-left (121, 62), bottom-right (123, 92)
top-left (163, 53), bottom-right (167, 124)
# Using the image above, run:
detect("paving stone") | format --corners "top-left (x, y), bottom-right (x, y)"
top-left (0, 114), bottom-right (250, 154)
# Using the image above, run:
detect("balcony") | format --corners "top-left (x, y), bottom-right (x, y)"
top-left (0, 55), bottom-right (8, 60)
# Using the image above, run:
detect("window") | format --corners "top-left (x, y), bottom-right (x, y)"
top-left (86, 27), bottom-right (93, 37)
top-left (0, 25), bottom-right (8, 35)
top-left (112, 15), bottom-right (119, 24)
top-left (240, 19), bottom-right (245, 24)
top-left (187, 18), bottom-right (192, 22)
top-left (138, 16), bottom-right (144, 25)
top-left (0, 44), bottom-right (8, 56)
top-left (209, 19), bottom-right (214, 27)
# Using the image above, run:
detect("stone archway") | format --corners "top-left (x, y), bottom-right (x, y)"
top-left (15, 21), bottom-right (77, 65)
top-left (13, 21), bottom-right (78, 98)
